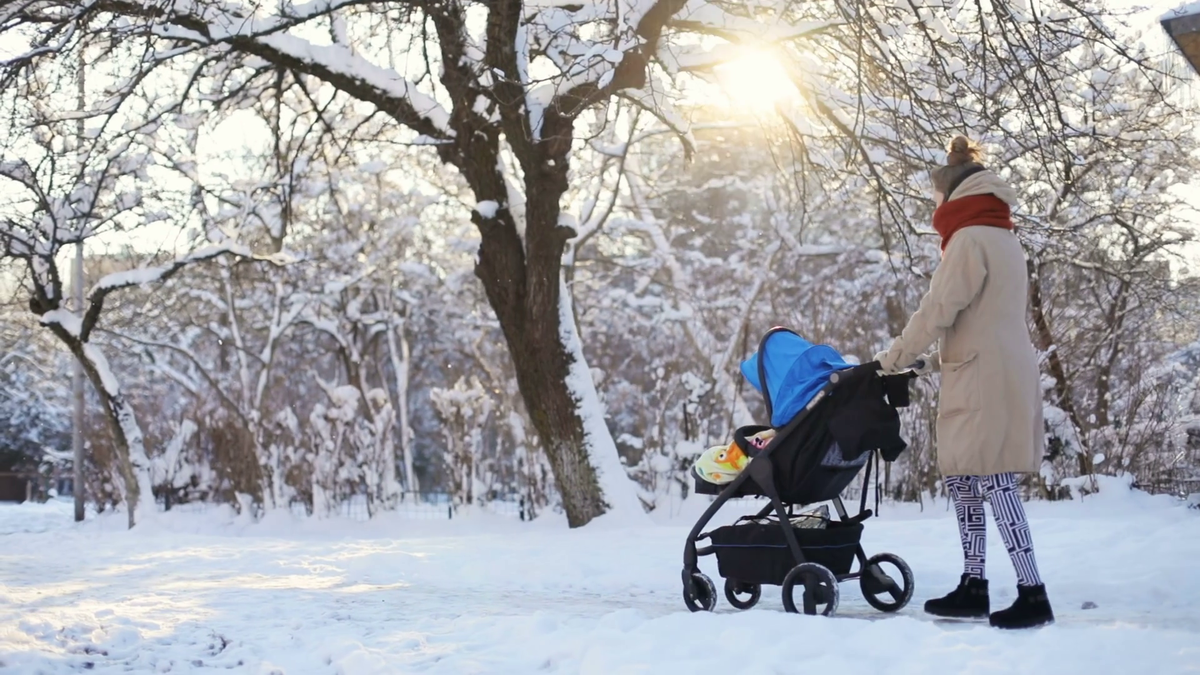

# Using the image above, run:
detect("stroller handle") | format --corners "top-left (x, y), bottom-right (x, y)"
top-left (861, 360), bottom-right (922, 379)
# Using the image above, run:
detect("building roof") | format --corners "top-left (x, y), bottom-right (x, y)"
top-left (1163, 2), bottom-right (1200, 21)
top-left (1163, 3), bottom-right (1200, 75)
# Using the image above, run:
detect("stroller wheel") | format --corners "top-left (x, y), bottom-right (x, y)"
top-left (860, 553), bottom-right (914, 613)
top-left (781, 563), bottom-right (839, 616)
top-left (683, 572), bottom-right (717, 612)
top-left (724, 578), bottom-right (761, 610)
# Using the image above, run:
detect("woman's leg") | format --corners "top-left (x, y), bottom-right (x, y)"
top-left (979, 472), bottom-right (1053, 628)
top-left (923, 475), bottom-right (990, 618)
top-left (944, 475), bottom-right (987, 579)
top-left (978, 472), bottom-right (1042, 586)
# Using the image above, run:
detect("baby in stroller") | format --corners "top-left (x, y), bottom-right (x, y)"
top-left (692, 428), bottom-right (774, 485)
top-left (682, 328), bottom-right (917, 616)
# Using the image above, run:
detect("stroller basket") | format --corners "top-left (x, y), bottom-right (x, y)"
top-left (709, 519), bottom-right (863, 585)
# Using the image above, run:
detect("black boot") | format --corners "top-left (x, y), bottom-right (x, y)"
top-left (924, 574), bottom-right (990, 619)
top-left (989, 584), bottom-right (1054, 629)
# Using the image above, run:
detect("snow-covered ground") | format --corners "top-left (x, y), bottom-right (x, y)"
top-left (2, 483), bottom-right (1199, 674)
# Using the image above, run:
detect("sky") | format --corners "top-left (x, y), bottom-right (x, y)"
top-left (1, 2), bottom-right (1198, 271)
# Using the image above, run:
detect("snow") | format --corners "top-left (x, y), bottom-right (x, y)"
top-left (1162, 2), bottom-right (1200, 21)
top-left (158, 16), bottom-right (452, 136)
top-left (37, 309), bottom-right (82, 338)
top-left (81, 343), bottom-right (121, 396)
top-left (474, 200), bottom-right (500, 219)
top-left (89, 244), bottom-right (253, 295)
top-left (675, 1), bottom-right (841, 42)
top-left (259, 34), bottom-right (451, 134)
top-left (151, 420), bottom-right (198, 489)
top-left (78, 342), bottom-right (157, 526)
top-left (558, 276), bottom-right (646, 524)
top-left (92, 266), bottom-right (171, 292)
top-left (3, 487), bottom-right (1200, 673)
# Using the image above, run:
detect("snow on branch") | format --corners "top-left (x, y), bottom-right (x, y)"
top-left (0, 160), bottom-right (44, 196)
top-left (534, 0), bottom-right (837, 150)
top-left (248, 33), bottom-right (453, 136)
top-left (75, 0), bottom-right (454, 139)
top-left (80, 242), bottom-right (264, 341)
top-left (103, 328), bottom-right (254, 427)
top-left (669, 2), bottom-right (842, 43)
top-left (619, 86), bottom-right (695, 158)
top-left (90, 244), bottom-right (252, 296)
top-left (81, 342), bottom-right (122, 398)
top-left (0, 3), bottom-right (87, 70)
top-left (37, 309), bottom-right (83, 338)
top-left (547, 0), bottom-right (690, 118)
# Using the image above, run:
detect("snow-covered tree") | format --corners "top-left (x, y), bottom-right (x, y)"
top-left (0, 84), bottom-right (266, 525)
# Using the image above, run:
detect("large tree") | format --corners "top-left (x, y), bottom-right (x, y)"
top-left (0, 0), bottom-right (843, 525)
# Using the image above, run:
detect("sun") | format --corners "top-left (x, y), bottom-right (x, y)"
top-left (714, 49), bottom-right (798, 113)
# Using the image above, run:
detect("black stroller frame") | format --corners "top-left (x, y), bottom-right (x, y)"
top-left (681, 328), bottom-right (916, 616)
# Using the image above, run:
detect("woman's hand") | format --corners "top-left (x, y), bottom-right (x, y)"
top-left (874, 345), bottom-right (937, 375)
top-left (873, 347), bottom-right (906, 374)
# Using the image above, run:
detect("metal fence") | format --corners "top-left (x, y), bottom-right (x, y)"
top-left (156, 491), bottom-right (533, 521)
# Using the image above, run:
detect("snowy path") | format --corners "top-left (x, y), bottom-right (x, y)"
top-left (2, 490), bottom-right (1199, 674)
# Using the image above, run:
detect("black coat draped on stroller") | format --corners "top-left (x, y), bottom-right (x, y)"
top-left (682, 327), bottom-right (917, 616)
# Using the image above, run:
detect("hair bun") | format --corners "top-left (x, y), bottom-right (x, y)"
top-left (946, 135), bottom-right (982, 167)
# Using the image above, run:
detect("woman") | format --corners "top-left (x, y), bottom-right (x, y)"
top-left (875, 136), bottom-right (1054, 629)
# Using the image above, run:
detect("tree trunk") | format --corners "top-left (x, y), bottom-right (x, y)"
top-left (470, 162), bottom-right (639, 523)
top-left (55, 334), bottom-right (155, 528)
top-left (386, 312), bottom-right (417, 493)
top-left (1094, 280), bottom-right (1130, 430)
top-left (476, 267), bottom-right (611, 526)
top-left (454, 104), bottom-right (639, 526)
top-left (1027, 258), bottom-right (1092, 475)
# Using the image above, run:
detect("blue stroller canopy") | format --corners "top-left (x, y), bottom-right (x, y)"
top-left (741, 330), bottom-right (853, 427)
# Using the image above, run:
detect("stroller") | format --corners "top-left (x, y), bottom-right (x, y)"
top-left (682, 328), bottom-right (917, 617)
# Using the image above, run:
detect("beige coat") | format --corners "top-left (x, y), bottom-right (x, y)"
top-left (883, 171), bottom-right (1044, 476)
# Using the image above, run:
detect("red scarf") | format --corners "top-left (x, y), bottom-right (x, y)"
top-left (932, 194), bottom-right (1013, 251)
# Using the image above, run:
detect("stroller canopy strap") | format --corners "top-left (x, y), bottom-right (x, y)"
top-left (740, 328), bottom-right (853, 427)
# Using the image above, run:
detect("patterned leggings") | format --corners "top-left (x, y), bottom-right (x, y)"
top-left (945, 473), bottom-right (1043, 586)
